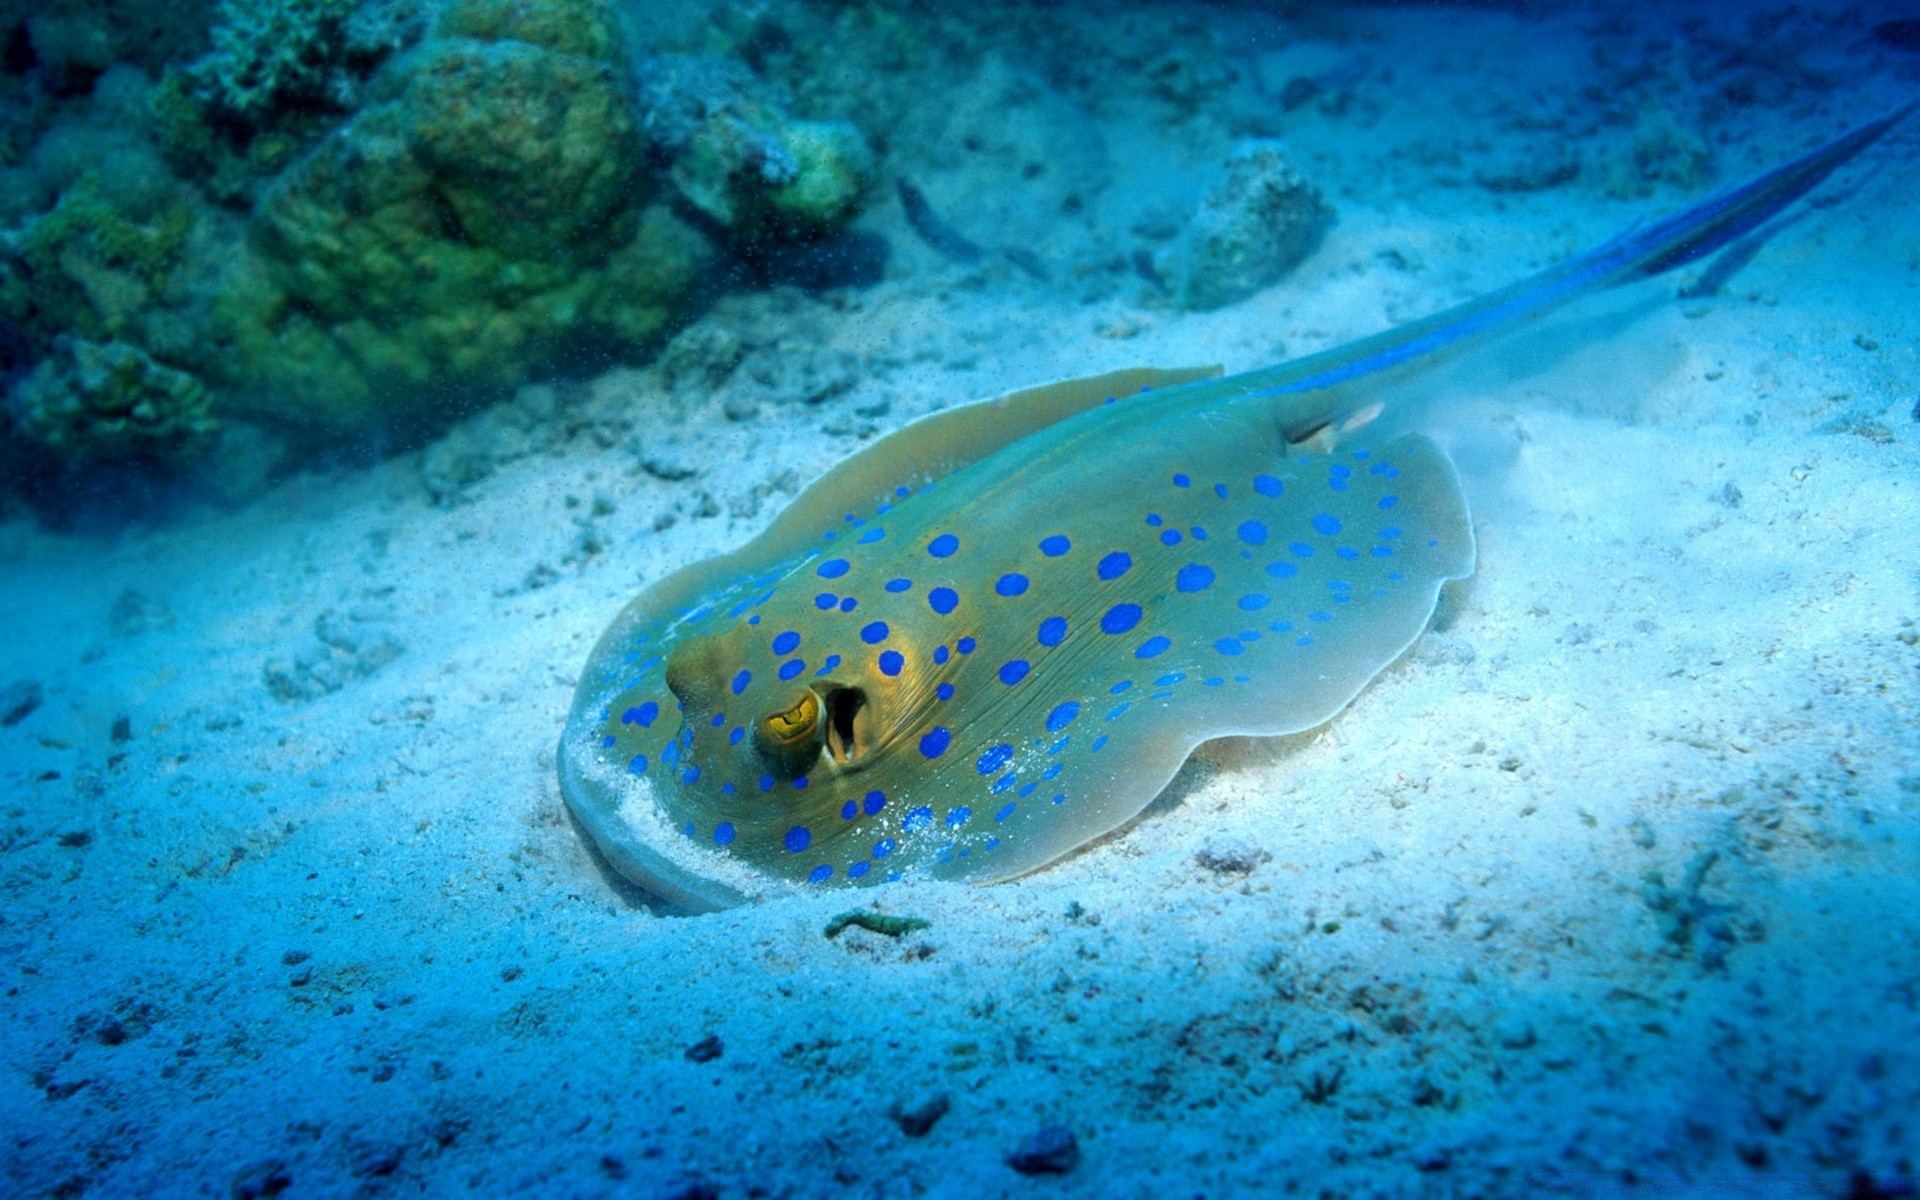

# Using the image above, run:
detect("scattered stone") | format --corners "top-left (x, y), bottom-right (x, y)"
top-left (641, 453), bottom-right (700, 482)
top-left (1710, 481), bottom-right (1743, 508)
top-left (684, 1033), bottom-right (724, 1063)
top-left (108, 589), bottom-right (174, 637)
top-left (1007, 1125), bottom-right (1080, 1175)
top-left (1413, 1142), bottom-right (1451, 1171)
top-left (1158, 142), bottom-right (1332, 311)
top-left (500, 964), bottom-right (524, 982)
top-left (890, 1091), bottom-right (950, 1137)
top-left (1475, 142), bottom-right (1580, 193)
top-left (95, 1017), bottom-right (127, 1046)
top-left (56, 830), bottom-right (91, 848)
top-left (824, 910), bottom-right (931, 939)
top-left (229, 1158), bottom-right (292, 1199)
top-left (282, 950), bottom-right (311, 967)
top-left (1, 679), bottom-right (44, 727)
top-left (111, 715), bottom-right (132, 743)
top-left (1194, 837), bottom-right (1270, 875)
top-left (1495, 1017), bottom-right (1537, 1050)
top-left (354, 1147), bottom-right (400, 1177)
top-left (264, 609), bottom-right (404, 702)
top-left (652, 1176), bottom-right (720, 1200)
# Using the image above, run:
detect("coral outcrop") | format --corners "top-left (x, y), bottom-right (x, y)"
top-left (639, 54), bottom-right (875, 242)
top-left (4, 335), bottom-right (216, 464)
top-left (1160, 142), bottom-right (1332, 311)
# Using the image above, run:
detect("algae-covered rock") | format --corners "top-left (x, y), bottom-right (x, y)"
top-left (5, 336), bottom-right (217, 464)
top-left (0, 173), bottom-right (195, 345)
top-left (1161, 142), bottom-right (1332, 312)
top-left (640, 54), bottom-right (876, 242)
top-left (210, 0), bottom-right (714, 429)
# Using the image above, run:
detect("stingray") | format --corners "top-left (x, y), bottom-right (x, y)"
top-left (558, 106), bottom-right (1910, 912)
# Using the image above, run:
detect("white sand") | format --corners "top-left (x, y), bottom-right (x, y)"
top-left (3, 3), bottom-right (1917, 1196)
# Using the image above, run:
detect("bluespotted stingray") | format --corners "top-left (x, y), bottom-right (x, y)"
top-left (559, 106), bottom-right (1910, 911)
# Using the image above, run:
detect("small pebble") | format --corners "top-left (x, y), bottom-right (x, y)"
top-left (891, 1091), bottom-right (950, 1137)
top-left (229, 1158), bottom-right (292, 1199)
top-left (111, 715), bottom-right (132, 743)
top-left (685, 1034), bottom-right (724, 1063)
top-left (281, 950), bottom-right (310, 967)
top-left (1194, 838), bottom-right (1269, 875)
top-left (1, 679), bottom-right (43, 727)
top-left (500, 964), bottom-right (524, 982)
top-left (1007, 1125), bottom-right (1080, 1175)
top-left (653, 1176), bottom-right (720, 1200)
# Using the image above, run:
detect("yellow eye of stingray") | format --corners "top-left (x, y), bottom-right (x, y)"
top-left (763, 692), bottom-right (820, 745)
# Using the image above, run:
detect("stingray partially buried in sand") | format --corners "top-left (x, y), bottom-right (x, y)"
top-left (557, 106), bottom-right (1911, 912)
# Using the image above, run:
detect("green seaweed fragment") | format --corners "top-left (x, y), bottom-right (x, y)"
top-left (823, 910), bottom-right (930, 939)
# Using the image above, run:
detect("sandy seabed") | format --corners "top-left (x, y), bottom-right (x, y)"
top-left (4, 2), bottom-right (1919, 1197)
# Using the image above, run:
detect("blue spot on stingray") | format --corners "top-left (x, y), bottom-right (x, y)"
top-left (1135, 635), bottom-right (1171, 659)
top-left (946, 807), bottom-right (972, 828)
top-left (1040, 535), bottom-right (1071, 557)
top-left (1037, 616), bottom-right (1068, 647)
top-left (928, 533), bottom-right (959, 558)
top-left (1173, 472), bottom-right (1191, 487)
top-left (815, 653), bottom-right (842, 675)
top-left (602, 735), bottom-right (615, 748)
top-left (1155, 673), bottom-right (1185, 686)
top-left (817, 558), bottom-right (850, 578)
top-left (1291, 541), bottom-right (1315, 557)
top-left (957, 637), bottom-right (977, 654)
top-left (1310, 611), bottom-right (1332, 622)
top-left (772, 630), bottom-right (801, 655)
top-left (873, 837), bottom-right (898, 858)
top-left (977, 744), bottom-right (1014, 775)
top-left (1145, 513), bottom-right (1163, 527)
top-left (1238, 520), bottom-right (1269, 546)
top-left (1098, 551), bottom-right (1133, 581)
top-left (682, 764), bottom-right (702, 785)
top-left (1336, 547), bottom-right (1360, 561)
top-left (933, 645), bottom-right (951, 665)
top-left (1091, 735), bottom-right (1109, 752)
top-left (1239, 593), bottom-right (1270, 610)
top-left (996, 573), bottom-right (1030, 597)
top-left (1269, 620), bottom-right (1294, 633)
top-left (808, 864), bottom-right (833, 883)
top-left (814, 593), bottom-right (836, 610)
top-left (895, 485), bottom-right (911, 498)
top-left (1297, 635), bottom-right (1314, 646)
top-left (1101, 603), bottom-right (1143, 634)
top-left (1160, 529), bottom-right (1182, 546)
top-left (1110, 680), bottom-right (1133, 694)
top-left (1372, 546), bottom-right (1394, 558)
top-left (1214, 637), bottom-right (1245, 656)
top-left (627, 754), bottom-right (648, 774)
top-left (713, 822), bottom-right (734, 845)
top-left (1380, 495), bottom-right (1399, 510)
top-left (784, 826), bottom-right (811, 853)
top-left (1267, 560), bottom-right (1299, 579)
top-left (903, 807), bottom-right (933, 834)
top-left (857, 527), bottom-right (886, 544)
top-left (1214, 483), bottom-right (1228, 499)
top-left (1381, 525), bottom-right (1402, 539)
top-left (928, 587), bottom-right (959, 615)
top-left (1254, 473), bottom-right (1284, 498)
top-left (879, 650), bottom-right (905, 676)
top-left (793, 776), bottom-right (810, 790)
top-left (839, 596), bottom-right (858, 613)
top-left (622, 702), bottom-right (659, 727)
top-left (1312, 514), bottom-right (1342, 536)
top-left (885, 577), bottom-right (913, 593)
top-left (758, 772), bottom-right (774, 792)
top-left (864, 790), bottom-right (886, 815)
top-left (920, 727), bottom-right (952, 758)
top-left (999, 659), bottom-right (1031, 685)
top-left (841, 799), bottom-right (859, 820)
top-left (996, 803), bottom-right (1017, 823)
top-left (860, 620), bottom-right (890, 644)
top-left (1176, 564), bottom-right (1215, 592)
top-left (848, 861), bottom-right (871, 879)
top-left (731, 670), bottom-right (751, 695)
top-left (779, 659), bottom-right (806, 681)
top-left (1046, 702), bottom-right (1081, 732)
top-left (937, 682), bottom-right (956, 701)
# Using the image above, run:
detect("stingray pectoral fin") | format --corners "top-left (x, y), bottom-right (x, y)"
top-left (958, 431), bottom-right (1472, 886)
top-left (741, 365), bottom-right (1223, 565)
top-left (558, 721), bottom-right (777, 913)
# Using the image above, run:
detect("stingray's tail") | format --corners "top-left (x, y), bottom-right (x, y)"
top-left (1220, 101), bottom-right (1915, 443)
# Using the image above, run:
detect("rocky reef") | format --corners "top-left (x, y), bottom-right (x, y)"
top-left (0, 0), bottom-right (880, 491)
